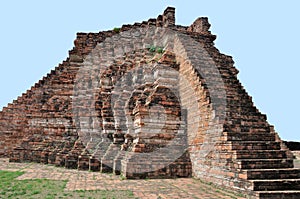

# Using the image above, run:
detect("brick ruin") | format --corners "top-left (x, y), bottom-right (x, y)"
top-left (0, 7), bottom-right (299, 198)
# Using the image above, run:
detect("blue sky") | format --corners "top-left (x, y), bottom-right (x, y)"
top-left (0, 1), bottom-right (299, 141)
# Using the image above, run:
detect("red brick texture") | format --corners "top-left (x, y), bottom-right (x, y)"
top-left (0, 7), bottom-right (299, 198)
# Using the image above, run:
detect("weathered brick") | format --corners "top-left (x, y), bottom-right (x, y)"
top-left (0, 6), bottom-right (299, 198)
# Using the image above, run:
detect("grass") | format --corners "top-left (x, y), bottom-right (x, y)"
top-left (119, 174), bottom-right (126, 181)
top-left (113, 27), bottom-right (121, 33)
top-left (148, 45), bottom-right (165, 54)
top-left (196, 178), bottom-right (246, 199)
top-left (0, 170), bottom-right (136, 199)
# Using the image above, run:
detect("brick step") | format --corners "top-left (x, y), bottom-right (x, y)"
top-left (243, 168), bottom-right (300, 180)
top-left (235, 159), bottom-right (294, 169)
top-left (219, 141), bottom-right (281, 150)
top-left (251, 179), bottom-right (300, 191)
top-left (101, 144), bottom-right (120, 173)
top-left (234, 150), bottom-right (288, 159)
top-left (255, 190), bottom-right (300, 199)
top-left (222, 132), bottom-right (275, 141)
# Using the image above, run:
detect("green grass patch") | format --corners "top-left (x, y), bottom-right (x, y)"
top-left (148, 45), bottom-right (165, 54)
top-left (0, 170), bottom-right (136, 199)
top-left (196, 178), bottom-right (246, 199)
top-left (113, 27), bottom-right (121, 33)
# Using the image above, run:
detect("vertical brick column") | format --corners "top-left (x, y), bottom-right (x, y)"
top-left (163, 7), bottom-right (175, 27)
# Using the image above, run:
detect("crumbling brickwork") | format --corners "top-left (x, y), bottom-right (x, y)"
top-left (0, 7), bottom-right (299, 198)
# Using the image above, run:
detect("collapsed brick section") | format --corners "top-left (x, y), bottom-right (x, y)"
top-left (0, 7), bottom-right (299, 198)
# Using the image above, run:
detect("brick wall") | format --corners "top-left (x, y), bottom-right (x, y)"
top-left (0, 7), bottom-right (299, 198)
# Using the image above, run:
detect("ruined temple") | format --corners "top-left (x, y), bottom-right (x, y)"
top-left (0, 7), bottom-right (299, 198)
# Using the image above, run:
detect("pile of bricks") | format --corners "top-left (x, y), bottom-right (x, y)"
top-left (0, 7), bottom-right (299, 198)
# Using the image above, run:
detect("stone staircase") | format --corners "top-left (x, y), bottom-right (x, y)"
top-left (1, 6), bottom-right (299, 198)
top-left (222, 131), bottom-right (300, 198)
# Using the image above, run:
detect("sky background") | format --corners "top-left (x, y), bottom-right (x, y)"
top-left (0, 1), bottom-right (299, 141)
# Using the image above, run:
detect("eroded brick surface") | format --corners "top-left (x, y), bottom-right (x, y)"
top-left (0, 7), bottom-right (299, 198)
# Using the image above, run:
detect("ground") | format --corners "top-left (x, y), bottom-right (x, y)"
top-left (0, 158), bottom-right (246, 199)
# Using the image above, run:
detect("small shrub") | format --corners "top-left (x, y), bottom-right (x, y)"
top-left (156, 47), bottom-right (164, 54)
top-left (119, 173), bottom-right (126, 180)
top-left (149, 46), bottom-right (156, 52)
top-left (148, 45), bottom-right (165, 54)
top-left (113, 27), bottom-right (120, 33)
